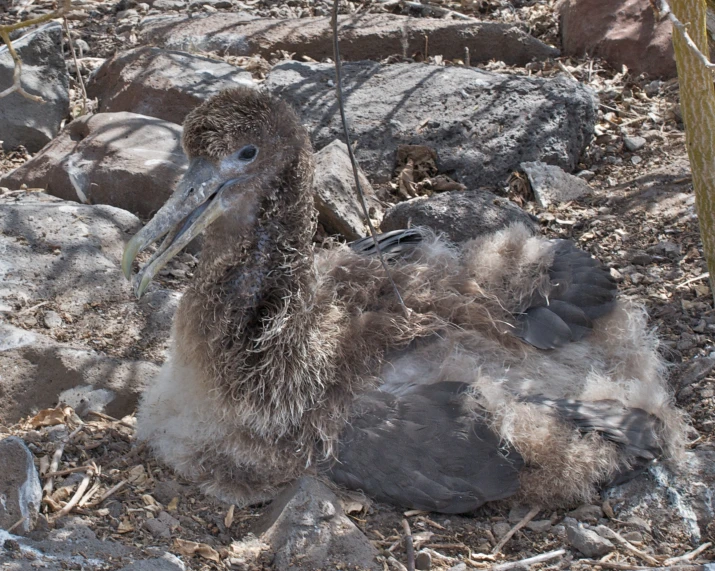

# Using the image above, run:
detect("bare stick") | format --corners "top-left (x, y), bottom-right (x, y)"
top-left (491, 505), bottom-right (540, 554)
top-left (42, 426), bottom-right (84, 499)
top-left (596, 526), bottom-right (660, 566)
top-left (402, 519), bottom-right (415, 571)
top-left (654, 0), bottom-right (715, 70)
top-left (663, 542), bottom-right (712, 566)
top-left (63, 17), bottom-right (87, 115)
top-left (378, 0), bottom-right (477, 21)
top-left (86, 478), bottom-right (128, 508)
top-left (5, 515), bottom-right (28, 533)
top-left (331, 0), bottom-right (409, 317)
top-left (51, 470), bottom-right (92, 520)
top-left (491, 549), bottom-right (566, 571)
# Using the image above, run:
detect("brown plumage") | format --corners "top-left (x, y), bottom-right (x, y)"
top-left (125, 88), bottom-right (687, 512)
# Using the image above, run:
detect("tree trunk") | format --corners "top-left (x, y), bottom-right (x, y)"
top-left (671, 0), bottom-right (715, 303)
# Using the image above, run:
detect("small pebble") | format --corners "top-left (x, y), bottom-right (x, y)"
top-left (44, 310), bottom-right (63, 329)
top-left (631, 155), bottom-right (642, 165)
top-left (624, 136), bottom-right (646, 152)
top-left (415, 550), bottom-right (432, 570)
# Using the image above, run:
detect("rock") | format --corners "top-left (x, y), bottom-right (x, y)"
top-left (0, 194), bottom-right (168, 423)
top-left (559, 0), bottom-right (676, 79)
top-left (43, 310), bottom-right (63, 329)
top-left (566, 504), bottom-right (603, 523)
top-left (0, 437), bottom-right (42, 534)
top-left (415, 550), bottom-right (432, 570)
top-left (86, 47), bottom-right (254, 124)
top-left (624, 136), bottom-right (647, 152)
top-left (0, 517), bottom-right (181, 570)
top-left (0, 323), bottom-right (159, 423)
top-left (143, 512), bottom-right (179, 539)
top-left (267, 61), bottom-right (596, 188)
top-left (313, 139), bottom-right (380, 239)
top-left (607, 451), bottom-right (715, 543)
top-left (630, 252), bottom-right (653, 266)
top-left (521, 161), bottom-right (592, 208)
top-left (0, 23), bottom-right (70, 152)
top-left (140, 14), bottom-right (558, 66)
top-left (507, 505), bottom-right (533, 523)
top-left (152, 0), bottom-right (186, 8)
top-left (447, 563), bottom-right (467, 571)
top-left (381, 190), bottom-right (536, 243)
top-left (565, 520), bottom-right (615, 557)
top-left (0, 112), bottom-right (186, 218)
top-left (526, 519), bottom-right (552, 533)
top-left (152, 480), bottom-right (189, 505)
top-left (254, 476), bottom-right (380, 571)
top-left (492, 521), bottom-right (511, 540)
top-left (117, 554), bottom-right (186, 571)
top-left (677, 356), bottom-right (715, 390)
top-left (649, 240), bottom-right (681, 259)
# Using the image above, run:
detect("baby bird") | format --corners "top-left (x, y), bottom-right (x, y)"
top-left (122, 88), bottom-right (686, 513)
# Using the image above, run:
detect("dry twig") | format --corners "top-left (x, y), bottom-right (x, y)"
top-left (663, 542), bottom-right (712, 566)
top-left (653, 0), bottom-right (715, 71)
top-left (491, 548), bottom-right (566, 570)
top-left (51, 469), bottom-right (92, 520)
top-left (402, 519), bottom-right (415, 571)
top-left (0, 0), bottom-right (73, 101)
top-left (491, 505), bottom-right (540, 554)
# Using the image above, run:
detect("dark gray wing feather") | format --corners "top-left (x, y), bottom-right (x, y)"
top-left (515, 241), bottom-right (617, 349)
top-left (330, 382), bottom-right (524, 513)
top-left (527, 397), bottom-right (663, 485)
top-left (349, 229), bottom-right (426, 259)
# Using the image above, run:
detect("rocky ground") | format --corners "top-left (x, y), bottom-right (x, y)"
top-left (1, 0), bottom-right (715, 570)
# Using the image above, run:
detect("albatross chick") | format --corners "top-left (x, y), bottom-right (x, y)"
top-left (123, 87), bottom-right (686, 513)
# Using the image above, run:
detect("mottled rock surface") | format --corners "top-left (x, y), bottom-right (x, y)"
top-left (140, 13), bottom-right (559, 66)
top-left (313, 139), bottom-right (380, 239)
top-left (521, 161), bottom-right (592, 208)
top-left (0, 23), bottom-right (69, 152)
top-left (254, 476), bottom-right (381, 571)
top-left (87, 46), bottom-right (254, 124)
top-left (0, 113), bottom-right (186, 217)
top-left (560, 0), bottom-right (676, 79)
top-left (381, 190), bottom-right (536, 243)
top-left (266, 61), bottom-right (597, 188)
top-left (0, 437), bottom-right (42, 534)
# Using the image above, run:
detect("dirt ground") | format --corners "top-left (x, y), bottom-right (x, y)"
top-left (1, 0), bottom-right (715, 569)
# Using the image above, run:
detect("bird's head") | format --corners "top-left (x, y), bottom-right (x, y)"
top-left (122, 87), bottom-right (312, 297)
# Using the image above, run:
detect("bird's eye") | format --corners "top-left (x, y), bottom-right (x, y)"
top-left (237, 145), bottom-right (258, 161)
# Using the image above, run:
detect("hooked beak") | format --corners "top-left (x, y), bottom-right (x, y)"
top-left (122, 157), bottom-right (250, 298)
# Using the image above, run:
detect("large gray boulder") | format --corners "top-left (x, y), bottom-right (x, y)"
top-left (139, 14), bottom-right (559, 66)
top-left (381, 190), bottom-right (536, 242)
top-left (0, 112), bottom-right (186, 218)
top-left (0, 192), bottom-right (176, 422)
top-left (266, 61), bottom-right (597, 188)
top-left (86, 46), bottom-right (254, 124)
top-left (0, 23), bottom-right (70, 152)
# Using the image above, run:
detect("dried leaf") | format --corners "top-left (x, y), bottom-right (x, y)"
top-left (127, 465), bottom-right (148, 485)
top-left (117, 519), bottom-right (134, 533)
top-left (30, 406), bottom-right (73, 428)
top-left (225, 504), bottom-right (235, 528)
top-left (167, 497), bottom-right (179, 512)
top-left (341, 499), bottom-right (367, 515)
top-left (174, 538), bottom-right (221, 562)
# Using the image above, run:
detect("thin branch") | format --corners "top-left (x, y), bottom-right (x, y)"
top-left (50, 469), bottom-right (92, 520)
top-left (491, 549), bottom-right (566, 571)
top-left (0, 0), bottom-right (73, 101)
top-left (377, 0), bottom-right (478, 21)
top-left (402, 519), bottom-right (415, 571)
top-left (491, 505), bottom-right (540, 554)
top-left (63, 17), bottom-right (87, 115)
top-left (331, 0), bottom-right (410, 317)
top-left (654, 0), bottom-right (715, 70)
top-left (662, 542), bottom-right (712, 566)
